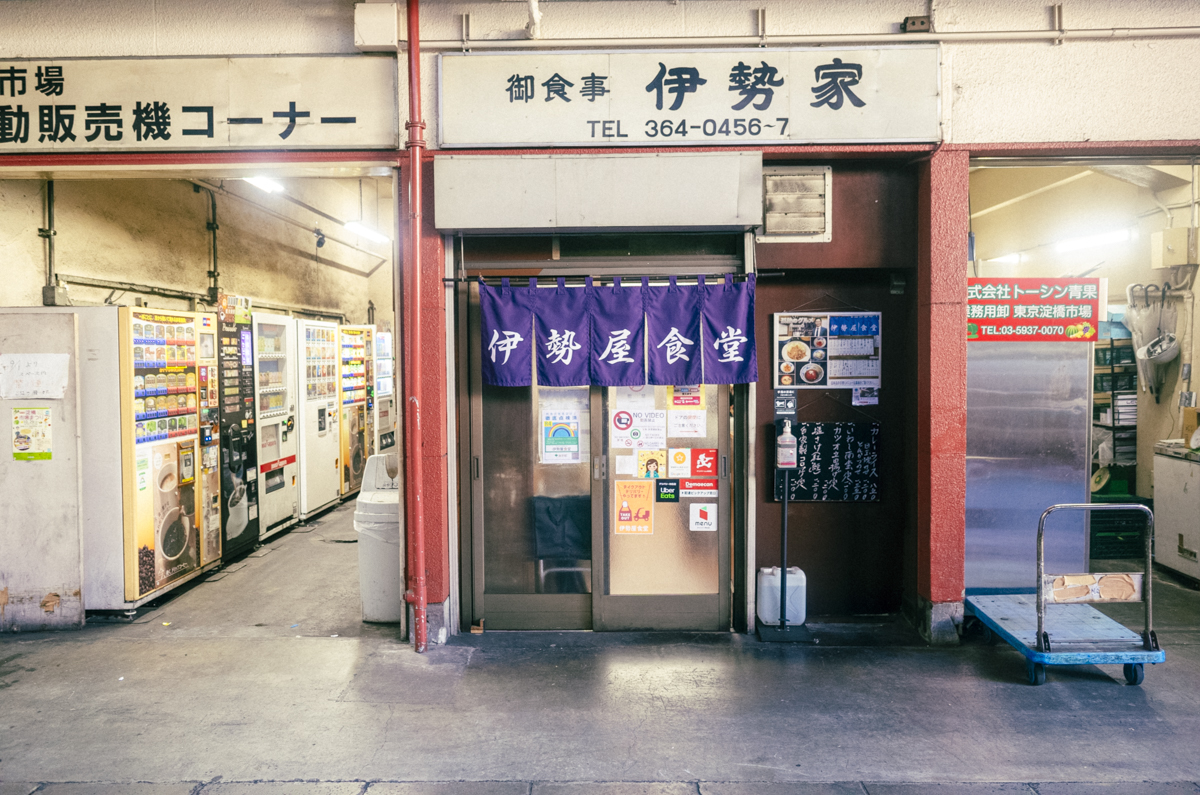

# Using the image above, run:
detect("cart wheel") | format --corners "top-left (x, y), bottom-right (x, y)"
top-left (1027, 660), bottom-right (1046, 686)
top-left (1123, 663), bottom-right (1144, 686)
top-left (984, 627), bottom-right (999, 646)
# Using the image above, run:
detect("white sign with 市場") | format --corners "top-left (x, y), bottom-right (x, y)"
top-left (0, 57), bottom-right (397, 152)
top-left (439, 46), bottom-right (939, 147)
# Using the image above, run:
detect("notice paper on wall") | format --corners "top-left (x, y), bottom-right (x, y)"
top-left (614, 454), bottom-right (637, 476)
top-left (540, 408), bottom-right (581, 464)
top-left (12, 407), bottom-right (52, 461)
top-left (0, 354), bottom-right (70, 400)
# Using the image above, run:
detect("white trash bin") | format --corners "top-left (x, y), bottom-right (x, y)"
top-left (354, 453), bottom-right (404, 623)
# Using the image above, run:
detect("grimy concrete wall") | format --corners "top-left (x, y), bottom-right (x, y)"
top-left (0, 313), bottom-right (85, 631)
top-left (0, 177), bottom-right (395, 329)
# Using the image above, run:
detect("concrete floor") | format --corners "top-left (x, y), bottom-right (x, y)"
top-left (2, 503), bottom-right (1199, 794)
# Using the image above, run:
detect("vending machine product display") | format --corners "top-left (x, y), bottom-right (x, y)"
top-left (218, 296), bottom-right (259, 558)
top-left (297, 319), bottom-right (342, 519)
top-left (127, 310), bottom-right (214, 598)
top-left (375, 331), bottom-right (396, 451)
top-left (339, 324), bottom-right (376, 496)
top-left (195, 316), bottom-right (223, 566)
top-left (252, 312), bottom-right (299, 539)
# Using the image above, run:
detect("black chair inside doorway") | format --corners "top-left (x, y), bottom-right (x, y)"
top-left (531, 495), bottom-right (591, 594)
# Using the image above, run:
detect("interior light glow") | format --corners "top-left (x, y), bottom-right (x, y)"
top-left (1054, 228), bottom-right (1131, 253)
top-left (344, 221), bottom-right (390, 244)
top-left (987, 253), bottom-right (1021, 264)
top-left (243, 177), bottom-right (284, 193)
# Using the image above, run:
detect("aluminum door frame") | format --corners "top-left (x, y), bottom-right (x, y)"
top-left (463, 281), bottom-right (593, 630)
top-left (590, 385), bottom-right (733, 632)
top-left (458, 263), bottom-right (740, 632)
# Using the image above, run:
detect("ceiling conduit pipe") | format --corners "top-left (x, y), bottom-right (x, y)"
top-left (414, 24), bottom-right (1200, 51)
top-left (402, 0), bottom-right (430, 654)
top-left (39, 179), bottom-right (63, 305)
top-left (193, 183), bottom-right (221, 306)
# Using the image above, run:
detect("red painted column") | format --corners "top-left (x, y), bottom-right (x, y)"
top-left (417, 155), bottom-right (450, 606)
top-left (916, 149), bottom-right (969, 607)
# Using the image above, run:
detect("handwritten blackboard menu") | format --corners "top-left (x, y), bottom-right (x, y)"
top-left (774, 422), bottom-right (880, 502)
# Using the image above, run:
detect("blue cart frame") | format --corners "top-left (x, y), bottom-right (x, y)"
top-left (965, 503), bottom-right (1165, 685)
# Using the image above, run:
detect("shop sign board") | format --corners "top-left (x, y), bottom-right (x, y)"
top-left (439, 47), bottom-right (940, 147)
top-left (0, 56), bottom-right (397, 152)
top-left (967, 278), bottom-right (1100, 342)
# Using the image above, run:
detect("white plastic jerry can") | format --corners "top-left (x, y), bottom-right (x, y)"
top-left (756, 566), bottom-right (807, 626)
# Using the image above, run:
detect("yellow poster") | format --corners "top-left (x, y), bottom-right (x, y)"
top-left (636, 449), bottom-right (667, 479)
top-left (668, 385), bottom-right (705, 409)
top-left (614, 480), bottom-right (653, 535)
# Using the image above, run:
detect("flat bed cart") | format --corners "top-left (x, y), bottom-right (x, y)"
top-left (966, 503), bottom-right (1165, 685)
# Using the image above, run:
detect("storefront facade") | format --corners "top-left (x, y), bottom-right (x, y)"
top-left (3, 1), bottom-right (1200, 646)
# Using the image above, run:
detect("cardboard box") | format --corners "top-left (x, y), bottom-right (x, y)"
top-left (1184, 407), bottom-right (1200, 449)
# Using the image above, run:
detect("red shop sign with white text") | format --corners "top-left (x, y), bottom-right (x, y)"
top-left (967, 278), bottom-right (1100, 342)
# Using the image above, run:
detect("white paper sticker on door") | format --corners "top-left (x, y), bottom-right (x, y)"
top-left (610, 409), bottom-right (666, 449)
top-left (668, 409), bottom-right (706, 438)
top-left (668, 448), bottom-right (691, 478)
top-left (690, 503), bottom-right (717, 532)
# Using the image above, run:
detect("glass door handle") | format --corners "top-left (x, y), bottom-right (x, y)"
top-left (472, 456), bottom-right (481, 480)
top-left (721, 455), bottom-right (729, 479)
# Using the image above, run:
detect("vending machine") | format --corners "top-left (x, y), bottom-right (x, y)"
top-left (297, 318), bottom-right (342, 519)
top-left (339, 324), bottom-right (376, 496)
top-left (252, 312), bottom-right (299, 539)
top-left (195, 316), bottom-right (223, 566)
top-left (218, 295), bottom-right (259, 558)
top-left (0, 306), bottom-right (223, 610)
top-left (375, 331), bottom-right (396, 451)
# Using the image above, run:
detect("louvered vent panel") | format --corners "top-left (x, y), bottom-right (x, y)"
top-left (759, 167), bottom-right (831, 242)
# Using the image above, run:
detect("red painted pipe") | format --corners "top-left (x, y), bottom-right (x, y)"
top-left (402, 0), bottom-right (429, 653)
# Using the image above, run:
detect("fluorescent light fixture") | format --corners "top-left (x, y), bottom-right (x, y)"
top-left (987, 253), bottom-right (1021, 264)
top-left (344, 221), bottom-right (390, 244)
top-left (1054, 228), bottom-right (1132, 254)
top-left (243, 176), bottom-right (284, 193)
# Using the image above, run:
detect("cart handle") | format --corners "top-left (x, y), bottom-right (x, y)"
top-left (1036, 502), bottom-right (1155, 652)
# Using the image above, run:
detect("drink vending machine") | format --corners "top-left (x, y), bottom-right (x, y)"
top-left (297, 318), bottom-right (342, 519)
top-left (375, 331), bottom-right (396, 451)
top-left (218, 296), bottom-right (259, 558)
top-left (339, 324), bottom-right (376, 496)
top-left (252, 312), bottom-right (299, 539)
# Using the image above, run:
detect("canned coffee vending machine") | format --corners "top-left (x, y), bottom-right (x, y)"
top-left (0, 306), bottom-right (222, 610)
top-left (252, 312), bottom-right (299, 539)
top-left (297, 318), bottom-right (342, 519)
top-left (218, 295), bottom-right (259, 559)
top-left (338, 324), bottom-right (376, 496)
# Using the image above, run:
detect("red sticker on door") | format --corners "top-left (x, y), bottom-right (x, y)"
top-left (692, 449), bottom-right (718, 476)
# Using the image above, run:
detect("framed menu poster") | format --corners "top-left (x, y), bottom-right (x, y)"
top-left (773, 312), bottom-right (882, 390)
